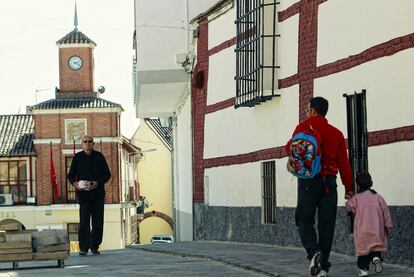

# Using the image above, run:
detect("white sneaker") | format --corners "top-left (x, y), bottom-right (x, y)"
top-left (372, 257), bottom-right (383, 273)
top-left (358, 269), bottom-right (369, 276)
top-left (309, 252), bottom-right (322, 276)
top-left (317, 269), bottom-right (328, 277)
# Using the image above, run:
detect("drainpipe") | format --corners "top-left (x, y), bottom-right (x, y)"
top-left (171, 116), bottom-right (179, 241)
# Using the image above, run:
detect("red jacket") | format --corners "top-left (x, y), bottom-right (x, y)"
top-left (286, 115), bottom-right (353, 192)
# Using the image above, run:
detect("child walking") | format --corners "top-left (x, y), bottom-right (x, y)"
top-left (345, 172), bottom-right (393, 276)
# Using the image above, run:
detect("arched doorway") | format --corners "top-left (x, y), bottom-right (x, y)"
top-left (0, 218), bottom-right (26, 230)
top-left (137, 210), bottom-right (173, 244)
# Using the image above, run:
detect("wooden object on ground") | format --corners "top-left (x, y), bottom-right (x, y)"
top-left (5, 232), bottom-right (31, 243)
top-left (0, 230), bottom-right (33, 262)
top-left (0, 241), bottom-right (32, 249)
top-left (31, 230), bottom-right (69, 268)
top-left (0, 247), bottom-right (32, 254)
top-left (0, 253), bottom-right (32, 262)
top-left (34, 243), bottom-right (69, 253)
top-left (33, 251), bottom-right (69, 261)
top-left (32, 230), bottom-right (68, 247)
top-left (0, 228), bottom-right (69, 268)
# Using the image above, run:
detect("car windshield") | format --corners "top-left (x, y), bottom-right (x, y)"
top-left (151, 235), bottom-right (173, 243)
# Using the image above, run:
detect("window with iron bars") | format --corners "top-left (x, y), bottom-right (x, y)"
top-left (67, 223), bottom-right (80, 242)
top-left (235, 0), bottom-right (280, 108)
top-left (65, 157), bottom-right (76, 203)
top-left (262, 161), bottom-right (276, 224)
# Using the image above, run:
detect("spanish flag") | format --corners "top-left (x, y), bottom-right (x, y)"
top-left (50, 142), bottom-right (59, 199)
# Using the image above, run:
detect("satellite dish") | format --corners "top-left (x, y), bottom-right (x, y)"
top-left (97, 86), bottom-right (105, 94)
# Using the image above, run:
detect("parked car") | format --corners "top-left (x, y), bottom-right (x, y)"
top-left (150, 235), bottom-right (173, 244)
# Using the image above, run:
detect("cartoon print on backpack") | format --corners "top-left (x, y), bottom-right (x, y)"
top-left (287, 127), bottom-right (321, 178)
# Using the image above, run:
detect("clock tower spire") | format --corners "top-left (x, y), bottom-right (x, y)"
top-left (56, 2), bottom-right (97, 99)
top-left (74, 1), bottom-right (79, 31)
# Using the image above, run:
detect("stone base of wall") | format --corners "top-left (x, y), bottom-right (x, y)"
top-left (194, 203), bottom-right (414, 266)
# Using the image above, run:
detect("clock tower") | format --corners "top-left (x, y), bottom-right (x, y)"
top-left (56, 4), bottom-right (97, 99)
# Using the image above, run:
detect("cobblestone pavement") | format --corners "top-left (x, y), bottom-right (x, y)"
top-left (0, 241), bottom-right (412, 276)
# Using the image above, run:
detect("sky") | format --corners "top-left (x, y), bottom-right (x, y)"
top-left (0, 0), bottom-right (139, 138)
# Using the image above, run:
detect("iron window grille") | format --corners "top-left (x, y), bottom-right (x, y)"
top-left (67, 223), bottom-right (80, 242)
top-left (262, 161), bottom-right (276, 224)
top-left (235, 0), bottom-right (280, 108)
top-left (65, 157), bottom-right (76, 203)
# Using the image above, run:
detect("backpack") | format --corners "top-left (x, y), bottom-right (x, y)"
top-left (287, 127), bottom-right (321, 178)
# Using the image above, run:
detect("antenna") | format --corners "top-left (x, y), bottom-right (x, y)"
top-left (35, 87), bottom-right (53, 104)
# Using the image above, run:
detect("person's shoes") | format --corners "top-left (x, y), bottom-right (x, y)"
top-left (372, 257), bottom-right (383, 273)
top-left (358, 269), bottom-right (369, 276)
top-left (317, 269), bottom-right (328, 277)
top-left (309, 252), bottom-right (322, 276)
top-left (78, 250), bottom-right (87, 256)
top-left (91, 250), bottom-right (100, 255)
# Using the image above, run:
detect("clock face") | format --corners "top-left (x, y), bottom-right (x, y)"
top-left (68, 56), bottom-right (83, 70)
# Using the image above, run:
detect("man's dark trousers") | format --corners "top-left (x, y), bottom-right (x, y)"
top-left (78, 192), bottom-right (105, 252)
top-left (296, 176), bottom-right (338, 272)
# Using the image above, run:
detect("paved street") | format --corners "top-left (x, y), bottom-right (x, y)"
top-left (0, 241), bottom-right (412, 276)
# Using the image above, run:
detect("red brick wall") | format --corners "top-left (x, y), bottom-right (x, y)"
top-left (192, 20), bottom-right (209, 203)
top-left (33, 112), bottom-right (120, 205)
top-left (59, 47), bottom-right (94, 93)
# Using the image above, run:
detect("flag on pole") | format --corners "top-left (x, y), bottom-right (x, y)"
top-left (50, 142), bottom-right (59, 199)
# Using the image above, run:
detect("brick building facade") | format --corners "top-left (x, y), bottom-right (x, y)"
top-left (0, 16), bottom-right (137, 250)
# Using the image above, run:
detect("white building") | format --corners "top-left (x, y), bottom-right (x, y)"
top-left (133, 0), bottom-right (414, 265)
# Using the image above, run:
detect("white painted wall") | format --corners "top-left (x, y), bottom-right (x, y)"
top-left (278, 14), bottom-right (299, 79)
top-left (188, 0), bottom-right (224, 20)
top-left (135, 0), bottom-right (188, 71)
top-left (207, 47), bottom-right (235, 105)
top-left (175, 97), bottom-right (194, 241)
top-left (369, 142), bottom-right (414, 205)
top-left (314, 49), bottom-right (414, 134)
top-left (205, 162), bottom-right (262, 207)
top-left (318, 0), bottom-right (414, 66)
top-left (204, 85), bottom-right (299, 159)
top-left (208, 6), bottom-right (235, 49)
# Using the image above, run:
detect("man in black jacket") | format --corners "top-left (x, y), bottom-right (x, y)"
top-left (68, 135), bottom-right (111, 256)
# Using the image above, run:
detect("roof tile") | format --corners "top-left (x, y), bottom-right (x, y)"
top-left (29, 98), bottom-right (122, 111)
top-left (56, 30), bottom-right (96, 46)
top-left (145, 118), bottom-right (172, 149)
top-left (0, 115), bottom-right (35, 156)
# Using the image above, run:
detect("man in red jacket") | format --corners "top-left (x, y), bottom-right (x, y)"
top-left (286, 97), bottom-right (353, 277)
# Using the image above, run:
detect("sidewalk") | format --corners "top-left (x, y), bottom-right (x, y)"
top-left (131, 241), bottom-right (414, 277)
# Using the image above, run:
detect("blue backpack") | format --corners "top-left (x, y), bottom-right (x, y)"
top-left (287, 128), bottom-right (321, 178)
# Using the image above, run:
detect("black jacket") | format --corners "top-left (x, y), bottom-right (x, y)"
top-left (67, 150), bottom-right (111, 199)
